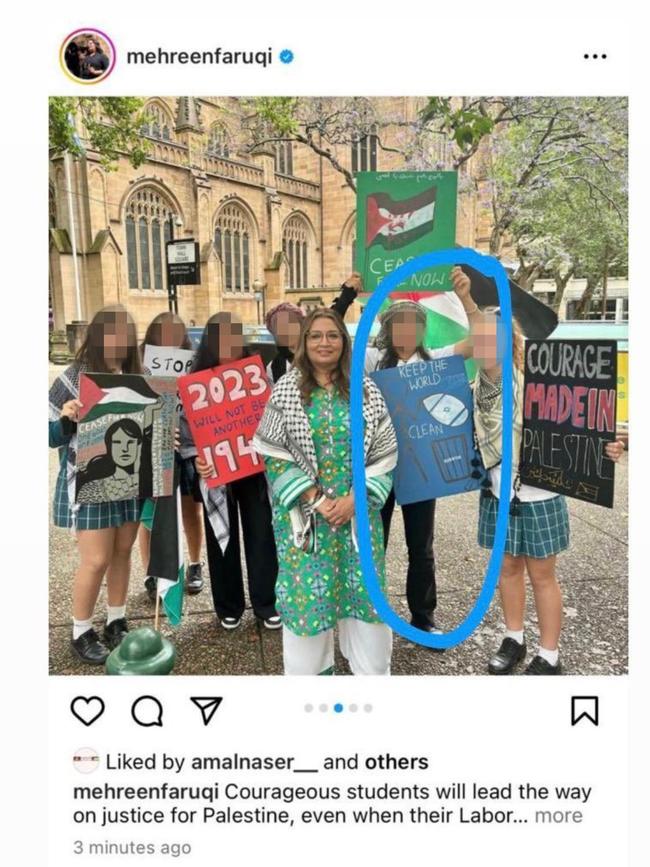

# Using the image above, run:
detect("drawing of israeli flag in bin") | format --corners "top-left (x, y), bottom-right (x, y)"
top-left (423, 393), bottom-right (474, 485)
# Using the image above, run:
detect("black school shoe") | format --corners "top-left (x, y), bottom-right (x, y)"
top-left (488, 637), bottom-right (527, 675)
top-left (185, 562), bottom-right (204, 595)
top-left (144, 576), bottom-right (157, 602)
top-left (411, 619), bottom-right (446, 652)
top-left (71, 629), bottom-right (110, 665)
top-left (103, 618), bottom-right (129, 650)
top-left (524, 655), bottom-right (562, 675)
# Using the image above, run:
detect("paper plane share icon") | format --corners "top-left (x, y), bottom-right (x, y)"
top-left (190, 697), bottom-right (223, 726)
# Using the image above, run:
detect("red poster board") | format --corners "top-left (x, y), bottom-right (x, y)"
top-left (178, 355), bottom-right (270, 487)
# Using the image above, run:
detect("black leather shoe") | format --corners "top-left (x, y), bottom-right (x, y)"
top-left (144, 576), bottom-right (157, 602)
top-left (103, 618), bottom-right (129, 650)
top-left (71, 629), bottom-right (109, 665)
top-left (488, 637), bottom-right (527, 675)
top-left (524, 655), bottom-right (562, 675)
top-left (185, 562), bottom-right (204, 595)
top-left (411, 620), bottom-right (446, 652)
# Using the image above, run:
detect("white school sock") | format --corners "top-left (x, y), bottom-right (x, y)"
top-left (106, 605), bottom-right (126, 625)
top-left (538, 646), bottom-right (559, 666)
top-left (72, 618), bottom-right (94, 640)
top-left (505, 629), bottom-right (524, 645)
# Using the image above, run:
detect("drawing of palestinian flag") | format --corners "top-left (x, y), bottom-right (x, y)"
top-left (79, 373), bottom-right (160, 422)
top-left (141, 483), bottom-right (184, 627)
top-left (365, 186), bottom-right (436, 250)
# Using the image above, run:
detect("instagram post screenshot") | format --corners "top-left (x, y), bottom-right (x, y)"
top-left (3, 2), bottom-right (647, 864)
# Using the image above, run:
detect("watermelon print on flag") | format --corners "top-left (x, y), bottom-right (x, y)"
top-left (75, 372), bottom-right (178, 505)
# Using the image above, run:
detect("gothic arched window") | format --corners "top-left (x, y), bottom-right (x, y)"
top-left (140, 103), bottom-right (174, 142)
top-left (351, 124), bottom-right (378, 174)
top-left (283, 215), bottom-right (310, 289)
top-left (207, 123), bottom-right (230, 158)
top-left (214, 204), bottom-right (253, 292)
top-left (275, 141), bottom-right (294, 175)
top-left (125, 188), bottom-right (174, 291)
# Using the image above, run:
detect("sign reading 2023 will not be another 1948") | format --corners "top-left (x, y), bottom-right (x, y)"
top-left (520, 339), bottom-right (618, 509)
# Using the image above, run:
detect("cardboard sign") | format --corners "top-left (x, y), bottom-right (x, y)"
top-left (178, 355), bottom-right (271, 487)
top-left (371, 354), bottom-right (483, 504)
top-left (143, 345), bottom-right (195, 378)
top-left (520, 339), bottom-right (617, 508)
top-left (356, 171), bottom-right (457, 296)
top-left (76, 373), bottom-right (177, 504)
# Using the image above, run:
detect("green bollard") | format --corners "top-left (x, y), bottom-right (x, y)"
top-left (106, 626), bottom-right (176, 675)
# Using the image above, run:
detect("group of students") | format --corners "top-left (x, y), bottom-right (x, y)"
top-left (49, 267), bottom-right (625, 675)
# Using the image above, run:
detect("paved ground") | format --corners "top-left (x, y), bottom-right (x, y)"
top-left (48, 365), bottom-right (628, 677)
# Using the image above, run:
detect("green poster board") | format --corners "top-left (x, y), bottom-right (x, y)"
top-left (355, 171), bottom-right (458, 295)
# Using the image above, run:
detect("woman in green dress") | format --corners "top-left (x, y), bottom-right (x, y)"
top-left (253, 308), bottom-right (398, 675)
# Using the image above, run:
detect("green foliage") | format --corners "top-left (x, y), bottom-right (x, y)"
top-left (48, 97), bottom-right (150, 170)
top-left (420, 98), bottom-right (494, 153)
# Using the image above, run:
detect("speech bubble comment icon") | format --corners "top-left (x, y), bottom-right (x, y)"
top-left (350, 249), bottom-right (513, 651)
top-left (131, 695), bottom-right (164, 728)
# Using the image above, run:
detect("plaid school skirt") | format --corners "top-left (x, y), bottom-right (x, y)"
top-left (478, 490), bottom-right (570, 559)
top-left (52, 465), bottom-right (142, 531)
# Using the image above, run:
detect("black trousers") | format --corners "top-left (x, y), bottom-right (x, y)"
top-left (381, 489), bottom-right (437, 627)
top-left (203, 473), bottom-right (278, 621)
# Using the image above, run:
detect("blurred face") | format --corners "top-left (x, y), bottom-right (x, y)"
top-left (390, 311), bottom-right (424, 357)
top-left (110, 429), bottom-right (139, 469)
top-left (101, 315), bottom-right (130, 366)
top-left (158, 320), bottom-right (186, 348)
top-left (208, 314), bottom-right (244, 362)
top-left (87, 39), bottom-right (97, 53)
top-left (305, 316), bottom-right (344, 369)
top-left (472, 313), bottom-right (502, 368)
top-left (274, 310), bottom-right (302, 349)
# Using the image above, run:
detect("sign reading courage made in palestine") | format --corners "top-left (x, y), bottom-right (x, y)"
top-left (371, 354), bottom-right (483, 505)
top-left (520, 339), bottom-right (618, 508)
top-left (355, 171), bottom-right (457, 296)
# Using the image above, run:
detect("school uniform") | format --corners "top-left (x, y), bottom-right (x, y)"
top-left (365, 345), bottom-right (454, 628)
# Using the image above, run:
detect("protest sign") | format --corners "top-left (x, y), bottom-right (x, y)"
top-left (76, 373), bottom-right (177, 504)
top-left (143, 345), bottom-right (195, 377)
top-left (520, 339), bottom-right (617, 507)
top-left (371, 354), bottom-right (483, 504)
top-left (356, 171), bottom-right (457, 297)
top-left (178, 355), bottom-right (271, 487)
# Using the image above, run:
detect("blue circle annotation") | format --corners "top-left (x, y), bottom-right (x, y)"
top-left (350, 249), bottom-right (513, 651)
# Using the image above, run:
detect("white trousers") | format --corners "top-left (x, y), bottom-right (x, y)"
top-left (282, 619), bottom-right (393, 675)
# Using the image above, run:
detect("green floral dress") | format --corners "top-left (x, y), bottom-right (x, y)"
top-left (265, 386), bottom-right (392, 637)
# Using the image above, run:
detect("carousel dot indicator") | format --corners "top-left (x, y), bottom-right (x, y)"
top-left (364, 703), bottom-right (373, 713)
top-left (334, 703), bottom-right (344, 713)
top-left (349, 703), bottom-right (358, 713)
top-left (319, 703), bottom-right (328, 712)
top-left (304, 703), bottom-right (314, 713)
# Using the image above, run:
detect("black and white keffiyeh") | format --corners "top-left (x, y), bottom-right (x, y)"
top-left (253, 368), bottom-right (397, 550)
top-left (178, 409), bottom-right (231, 554)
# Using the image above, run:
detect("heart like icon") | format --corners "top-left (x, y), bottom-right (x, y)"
top-left (70, 696), bottom-right (105, 727)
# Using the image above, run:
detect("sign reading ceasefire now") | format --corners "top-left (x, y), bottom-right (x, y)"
top-left (520, 339), bottom-right (618, 508)
top-left (178, 355), bottom-right (271, 487)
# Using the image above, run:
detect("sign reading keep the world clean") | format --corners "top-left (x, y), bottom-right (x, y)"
top-left (370, 354), bottom-right (483, 504)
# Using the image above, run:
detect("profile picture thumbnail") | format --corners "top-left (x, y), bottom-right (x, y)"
top-left (60, 29), bottom-right (115, 84)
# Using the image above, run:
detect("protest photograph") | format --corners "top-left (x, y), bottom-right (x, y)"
top-left (48, 95), bottom-right (628, 676)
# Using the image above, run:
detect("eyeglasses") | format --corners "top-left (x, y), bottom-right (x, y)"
top-left (306, 331), bottom-right (343, 344)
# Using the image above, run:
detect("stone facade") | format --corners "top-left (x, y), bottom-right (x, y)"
top-left (49, 96), bottom-right (494, 337)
